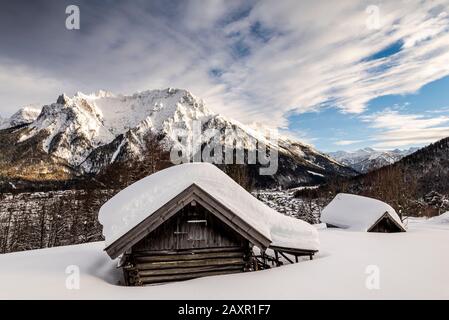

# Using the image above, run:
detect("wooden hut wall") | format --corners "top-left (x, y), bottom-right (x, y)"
top-left (123, 203), bottom-right (252, 285)
top-left (369, 214), bottom-right (404, 233)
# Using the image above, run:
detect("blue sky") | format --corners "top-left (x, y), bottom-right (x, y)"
top-left (1, 0), bottom-right (449, 152)
top-left (289, 75), bottom-right (449, 152)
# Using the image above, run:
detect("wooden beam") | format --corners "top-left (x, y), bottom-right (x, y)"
top-left (138, 264), bottom-right (243, 277)
top-left (139, 269), bottom-right (243, 284)
top-left (278, 251), bottom-right (294, 264)
top-left (134, 251), bottom-right (244, 263)
top-left (274, 251), bottom-right (280, 266)
top-left (133, 246), bottom-right (244, 256)
top-left (136, 257), bottom-right (245, 270)
top-left (269, 245), bottom-right (318, 256)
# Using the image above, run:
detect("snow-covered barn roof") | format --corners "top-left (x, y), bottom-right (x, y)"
top-left (321, 193), bottom-right (406, 232)
top-left (99, 163), bottom-right (319, 257)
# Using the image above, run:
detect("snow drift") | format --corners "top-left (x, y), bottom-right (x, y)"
top-left (99, 163), bottom-right (320, 252)
top-left (1, 218), bottom-right (449, 299)
top-left (428, 211), bottom-right (449, 224)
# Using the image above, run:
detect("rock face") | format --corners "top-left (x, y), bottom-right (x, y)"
top-left (328, 147), bottom-right (419, 173)
top-left (0, 88), bottom-right (355, 188)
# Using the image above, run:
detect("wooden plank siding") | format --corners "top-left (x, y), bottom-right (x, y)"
top-left (121, 201), bottom-right (255, 285)
top-left (137, 269), bottom-right (244, 285)
top-left (132, 204), bottom-right (246, 251)
top-left (133, 250), bottom-right (244, 262)
top-left (123, 247), bottom-right (252, 285)
top-left (367, 212), bottom-right (406, 233)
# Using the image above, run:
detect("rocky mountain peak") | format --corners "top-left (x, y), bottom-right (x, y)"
top-left (0, 88), bottom-right (356, 187)
top-left (56, 94), bottom-right (70, 105)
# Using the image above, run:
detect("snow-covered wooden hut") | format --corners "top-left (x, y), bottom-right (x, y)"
top-left (99, 163), bottom-right (319, 286)
top-left (321, 193), bottom-right (406, 233)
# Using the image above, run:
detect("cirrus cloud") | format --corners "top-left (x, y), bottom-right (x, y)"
top-left (362, 109), bottom-right (449, 148)
top-left (0, 0), bottom-right (448, 139)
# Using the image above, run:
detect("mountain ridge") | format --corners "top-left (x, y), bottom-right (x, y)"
top-left (0, 88), bottom-right (356, 189)
top-left (328, 147), bottom-right (420, 173)
top-left (0, 106), bottom-right (42, 130)
top-left (309, 137), bottom-right (449, 217)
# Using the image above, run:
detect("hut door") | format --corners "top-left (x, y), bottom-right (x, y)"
top-left (175, 203), bottom-right (208, 250)
top-left (132, 202), bottom-right (246, 253)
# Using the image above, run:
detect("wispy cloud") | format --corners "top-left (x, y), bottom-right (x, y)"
top-left (0, 0), bottom-right (448, 135)
top-left (427, 106), bottom-right (449, 114)
top-left (335, 140), bottom-right (364, 146)
top-left (362, 109), bottom-right (449, 148)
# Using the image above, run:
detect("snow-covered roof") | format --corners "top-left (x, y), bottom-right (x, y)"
top-left (321, 193), bottom-right (405, 232)
top-left (99, 163), bottom-right (319, 252)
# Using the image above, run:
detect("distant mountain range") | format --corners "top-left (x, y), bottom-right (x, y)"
top-left (328, 147), bottom-right (419, 173)
top-left (312, 137), bottom-right (449, 217)
top-left (0, 88), bottom-right (355, 190)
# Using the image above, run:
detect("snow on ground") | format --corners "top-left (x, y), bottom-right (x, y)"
top-left (428, 211), bottom-right (449, 224)
top-left (0, 218), bottom-right (448, 299)
top-left (407, 212), bottom-right (449, 229)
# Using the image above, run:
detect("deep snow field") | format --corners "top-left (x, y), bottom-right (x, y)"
top-left (0, 215), bottom-right (448, 300)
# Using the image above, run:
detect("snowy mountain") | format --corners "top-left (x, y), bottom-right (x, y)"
top-left (0, 106), bottom-right (41, 130)
top-left (0, 88), bottom-right (355, 188)
top-left (328, 147), bottom-right (419, 173)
